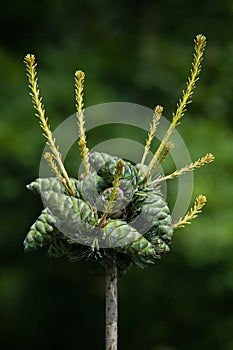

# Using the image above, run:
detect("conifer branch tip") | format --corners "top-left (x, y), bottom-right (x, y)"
top-left (173, 195), bottom-right (207, 229)
top-left (144, 34), bottom-right (207, 181)
top-left (75, 70), bottom-right (90, 176)
top-left (24, 54), bottom-right (76, 196)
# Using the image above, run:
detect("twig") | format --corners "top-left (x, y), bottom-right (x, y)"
top-left (75, 70), bottom-right (90, 176)
top-left (173, 195), bottom-right (207, 229)
top-left (144, 34), bottom-right (207, 180)
top-left (98, 161), bottom-right (124, 227)
top-left (149, 153), bottom-right (214, 185)
top-left (24, 54), bottom-right (76, 196)
top-left (44, 152), bottom-right (66, 185)
top-left (149, 141), bottom-right (174, 178)
top-left (139, 105), bottom-right (163, 174)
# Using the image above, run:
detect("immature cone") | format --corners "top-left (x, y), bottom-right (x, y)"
top-left (101, 219), bottom-right (156, 261)
top-left (41, 190), bottom-right (97, 244)
top-left (24, 208), bottom-right (56, 251)
top-left (24, 151), bottom-right (174, 274)
top-left (89, 152), bottom-right (139, 186)
top-left (134, 189), bottom-right (173, 242)
top-left (27, 177), bottom-right (80, 197)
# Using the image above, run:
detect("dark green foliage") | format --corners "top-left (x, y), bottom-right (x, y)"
top-left (47, 235), bottom-right (93, 261)
top-left (24, 151), bottom-right (173, 275)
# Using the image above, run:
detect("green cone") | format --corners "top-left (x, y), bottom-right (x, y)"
top-left (89, 152), bottom-right (138, 186)
top-left (27, 177), bottom-right (80, 197)
top-left (102, 219), bottom-right (156, 263)
top-left (24, 208), bottom-right (56, 252)
top-left (41, 190), bottom-right (97, 243)
top-left (141, 190), bottom-right (173, 242)
top-left (130, 187), bottom-right (173, 242)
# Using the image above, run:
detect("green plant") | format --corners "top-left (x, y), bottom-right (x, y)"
top-left (23, 34), bottom-right (214, 350)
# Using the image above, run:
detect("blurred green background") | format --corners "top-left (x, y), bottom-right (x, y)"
top-left (1, 1), bottom-right (233, 349)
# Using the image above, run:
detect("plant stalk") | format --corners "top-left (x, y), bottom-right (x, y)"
top-left (105, 256), bottom-right (118, 350)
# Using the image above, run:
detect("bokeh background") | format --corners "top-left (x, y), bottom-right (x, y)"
top-left (1, 1), bottom-right (233, 349)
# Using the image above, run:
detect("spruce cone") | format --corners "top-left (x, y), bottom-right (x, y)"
top-left (24, 208), bottom-right (56, 252)
top-left (101, 220), bottom-right (156, 264)
top-left (89, 152), bottom-right (138, 186)
top-left (27, 177), bottom-right (80, 197)
top-left (41, 190), bottom-right (97, 243)
top-left (129, 187), bottom-right (173, 241)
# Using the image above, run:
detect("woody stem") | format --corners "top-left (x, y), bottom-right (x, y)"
top-left (105, 255), bottom-right (118, 350)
